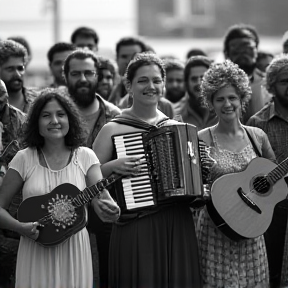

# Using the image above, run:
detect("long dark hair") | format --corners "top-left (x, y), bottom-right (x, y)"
top-left (22, 88), bottom-right (86, 149)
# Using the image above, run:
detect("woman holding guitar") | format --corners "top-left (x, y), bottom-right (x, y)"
top-left (197, 60), bottom-right (275, 287)
top-left (93, 53), bottom-right (202, 288)
top-left (0, 89), bottom-right (120, 288)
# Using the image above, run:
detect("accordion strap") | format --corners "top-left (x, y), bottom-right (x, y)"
top-left (111, 115), bottom-right (169, 131)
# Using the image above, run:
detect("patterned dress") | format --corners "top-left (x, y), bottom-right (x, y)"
top-left (197, 128), bottom-right (269, 288)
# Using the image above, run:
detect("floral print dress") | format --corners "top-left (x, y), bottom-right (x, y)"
top-left (197, 128), bottom-right (269, 288)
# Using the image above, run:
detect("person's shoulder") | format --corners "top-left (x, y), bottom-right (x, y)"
top-left (246, 102), bottom-right (271, 124)
top-left (97, 94), bottom-right (121, 113)
top-left (23, 87), bottom-right (39, 100)
top-left (243, 125), bottom-right (266, 138)
top-left (8, 104), bottom-right (27, 119)
top-left (198, 126), bottom-right (214, 143)
top-left (77, 146), bottom-right (95, 156)
top-left (15, 147), bottom-right (34, 159)
top-left (159, 97), bottom-right (172, 105)
top-left (198, 126), bottom-right (212, 136)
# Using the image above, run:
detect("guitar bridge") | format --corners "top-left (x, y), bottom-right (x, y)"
top-left (237, 188), bottom-right (262, 214)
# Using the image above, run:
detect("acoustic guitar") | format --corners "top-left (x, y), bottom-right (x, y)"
top-left (17, 175), bottom-right (118, 247)
top-left (207, 156), bottom-right (288, 242)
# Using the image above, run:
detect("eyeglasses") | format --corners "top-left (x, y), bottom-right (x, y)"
top-left (69, 70), bottom-right (97, 80)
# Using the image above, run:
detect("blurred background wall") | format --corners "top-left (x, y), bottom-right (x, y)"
top-left (0, 0), bottom-right (286, 87)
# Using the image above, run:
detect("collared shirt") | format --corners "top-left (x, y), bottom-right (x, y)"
top-left (22, 87), bottom-right (38, 113)
top-left (85, 94), bottom-right (121, 148)
top-left (247, 100), bottom-right (288, 163)
top-left (242, 68), bottom-right (272, 124)
top-left (180, 93), bottom-right (218, 130)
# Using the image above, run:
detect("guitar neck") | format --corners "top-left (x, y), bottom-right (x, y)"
top-left (267, 157), bottom-right (288, 184)
top-left (72, 174), bottom-right (119, 207)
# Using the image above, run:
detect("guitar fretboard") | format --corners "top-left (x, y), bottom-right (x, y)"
top-left (267, 157), bottom-right (288, 184)
top-left (72, 175), bottom-right (117, 207)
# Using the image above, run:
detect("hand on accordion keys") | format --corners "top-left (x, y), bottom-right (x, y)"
top-left (198, 139), bottom-right (217, 184)
top-left (111, 156), bottom-right (144, 176)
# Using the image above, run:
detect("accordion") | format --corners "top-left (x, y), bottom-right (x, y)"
top-left (112, 123), bottom-right (203, 212)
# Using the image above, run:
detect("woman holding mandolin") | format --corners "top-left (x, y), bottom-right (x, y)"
top-left (93, 52), bottom-right (202, 288)
top-left (0, 89), bottom-right (120, 288)
top-left (197, 60), bottom-right (276, 287)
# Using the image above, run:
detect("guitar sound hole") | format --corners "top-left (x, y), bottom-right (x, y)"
top-left (253, 176), bottom-right (270, 194)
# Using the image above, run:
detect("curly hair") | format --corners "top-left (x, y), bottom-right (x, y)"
top-left (265, 53), bottom-right (288, 95)
top-left (200, 60), bottom-right (251, 112)
top-left (22, 88), bottom-right (86, 149)
top-left (125, 52), bottom-right (166, 84)
top-left (0, 40), bottom-right (28, 66)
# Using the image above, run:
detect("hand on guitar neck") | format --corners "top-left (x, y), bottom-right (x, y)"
top-left (91, 189), bottom-right (120, 223)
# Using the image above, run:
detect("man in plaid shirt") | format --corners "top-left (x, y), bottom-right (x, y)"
top-left (247, 54), bottom-right (288, 288)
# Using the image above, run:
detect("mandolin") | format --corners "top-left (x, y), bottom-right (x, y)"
top-left (207, 156), bottom-right (288, 242)
top-left (17, 175), bottom-right (117, 247)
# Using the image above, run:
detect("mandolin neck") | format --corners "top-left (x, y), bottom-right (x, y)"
top-left (72, 174), bottom-right (118, 207)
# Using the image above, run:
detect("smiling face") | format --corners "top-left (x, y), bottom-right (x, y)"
top-left (127, 64), bottom-right (164, 107)
top-left (212, 85), bottom-right (242, 121)
top-left (38, 99), bottom-right (69, 142)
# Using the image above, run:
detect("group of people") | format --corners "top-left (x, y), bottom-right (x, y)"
top-left (0, 22), bottom-right (287, 288)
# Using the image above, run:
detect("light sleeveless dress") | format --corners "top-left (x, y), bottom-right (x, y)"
top-left (197, 128), bottom-right (269, 288)
top-left (9, 147), bottom-right (97, 288)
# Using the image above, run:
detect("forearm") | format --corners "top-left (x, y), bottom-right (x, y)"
top-left (0, 207), bottom-right (23, 235)
top-left (100, 160), bottom-right (117, 178)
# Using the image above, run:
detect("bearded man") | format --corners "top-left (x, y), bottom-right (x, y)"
top-left (247, 54), bottom-right (288, 288)
top-left (63, 49), bottom-right (120, 288)
top-left (0, 40), bottom-right (37, 112)
top-left (223, 24), bottom-right (272, 123)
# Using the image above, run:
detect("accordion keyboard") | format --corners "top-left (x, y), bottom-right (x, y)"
top-left (114, 132), bottom-right (155, 210)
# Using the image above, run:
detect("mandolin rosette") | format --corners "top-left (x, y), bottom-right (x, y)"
top-left (47, 194), bottom-right (77, 229)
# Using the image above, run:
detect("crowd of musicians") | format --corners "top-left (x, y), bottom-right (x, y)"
top-left (0, 23), bottom-right (288, 288)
